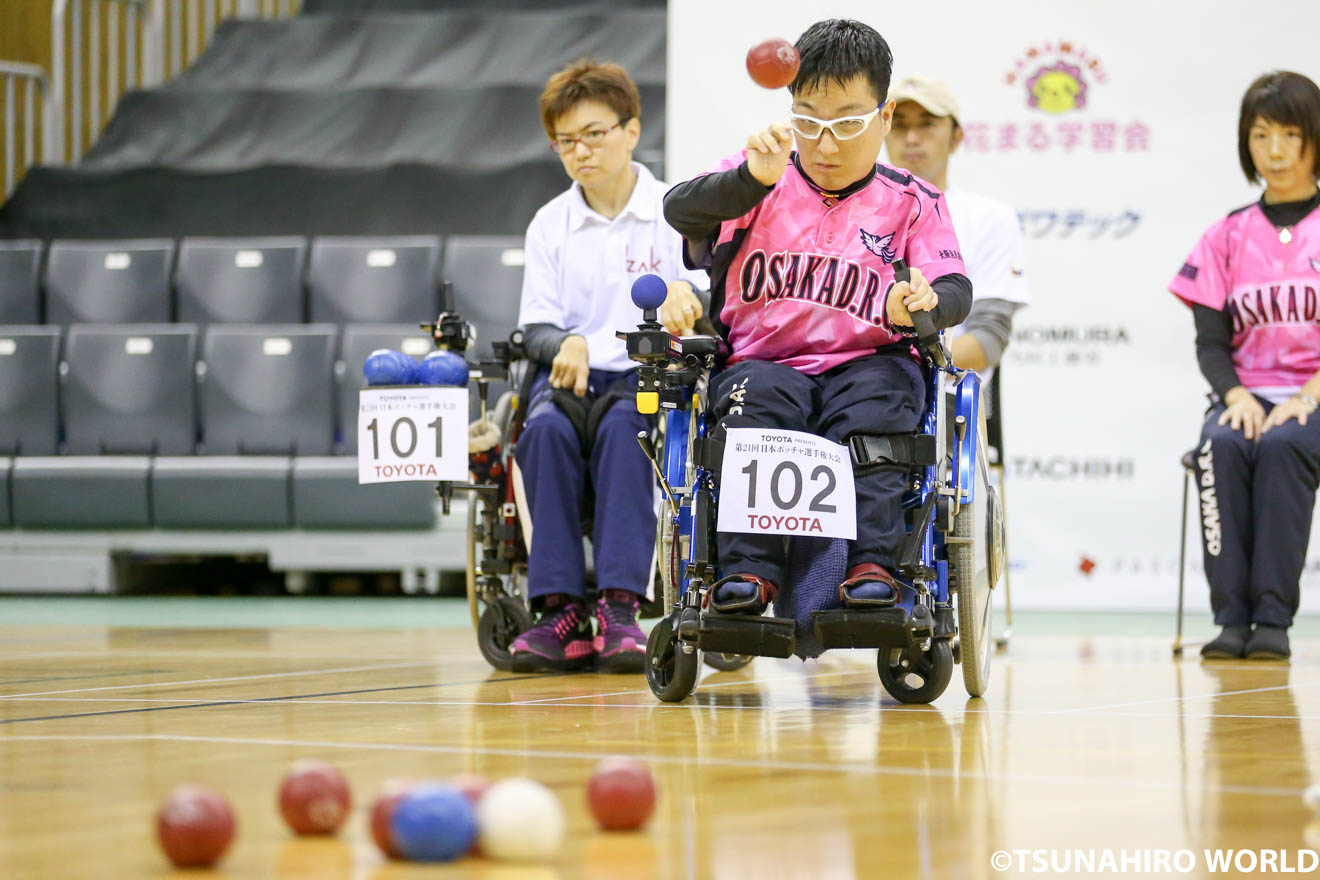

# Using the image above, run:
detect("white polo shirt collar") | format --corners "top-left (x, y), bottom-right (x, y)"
top-left (566, 163), bottom-right (660, 230)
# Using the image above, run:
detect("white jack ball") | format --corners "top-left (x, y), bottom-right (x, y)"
top-left (477, 778), bottom-right (565, 861)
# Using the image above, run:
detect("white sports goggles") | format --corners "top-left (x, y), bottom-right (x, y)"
top-left (788, 107), bottom-right (881, 141)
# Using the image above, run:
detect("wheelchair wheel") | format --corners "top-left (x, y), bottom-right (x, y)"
top-left (877, 640), bottom-right (954, 704)
top-left (702, 652), bottom-right (753, 672)
top-left (950, 435), bottom-right (998, 698)
top-left (477, 596), bottom-right (532, 671)
top-left (464, 495), bottom-right (482, 629)
top-left (646, 615), bottom-right (698, 702)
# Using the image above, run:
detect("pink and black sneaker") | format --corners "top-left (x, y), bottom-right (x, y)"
top-left (510, 594), bottom-right (594, 672)
top-left (594, 589), bottom-right (647, 673)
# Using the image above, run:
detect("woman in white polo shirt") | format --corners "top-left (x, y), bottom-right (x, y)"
top-left (510, 59), bottom-right (707, 673)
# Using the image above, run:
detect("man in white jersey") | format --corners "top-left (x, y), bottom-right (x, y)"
top-left (884, 75), bottom-right (1031, 382)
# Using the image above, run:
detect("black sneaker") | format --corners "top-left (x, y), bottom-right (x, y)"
top-left (1200, 625), bottom-right (1250, 660)
top-left (1244, 625), bottom-right (1290, 660)
top-left (510, 595), bottom-right (595, 672)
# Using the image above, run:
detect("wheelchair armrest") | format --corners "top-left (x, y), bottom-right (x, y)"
top-left (675, 334), bottom-right (724, 360)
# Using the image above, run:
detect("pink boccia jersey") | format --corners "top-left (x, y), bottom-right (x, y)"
top-left (707, 151), bottom-right (967, 375)
top-left (1169, 202), bottom-right (1320, 391)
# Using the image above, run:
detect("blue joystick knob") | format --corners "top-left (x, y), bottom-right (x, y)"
top-left (630, 273), bottom-right (668, 310)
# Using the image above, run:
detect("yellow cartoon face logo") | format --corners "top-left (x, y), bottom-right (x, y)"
top-left (1026, 63), bottom-right (1088, 114)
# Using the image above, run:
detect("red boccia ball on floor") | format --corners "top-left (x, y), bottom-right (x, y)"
top-left (156, 784), bottom-right (237, 869)
top-left (279, 759), bottom-right (352, 835)
top-left (587, 758), bottom-right (656, 831)
top-left (369, 778), bottom-right (417, 860)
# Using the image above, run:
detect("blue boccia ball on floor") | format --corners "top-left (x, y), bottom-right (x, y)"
top-left (417, 350), bottom-right (469, 386)
top-left (389, 784), bottom-right (477, 862)
top-left (363, 348), bottom-right (419, 386)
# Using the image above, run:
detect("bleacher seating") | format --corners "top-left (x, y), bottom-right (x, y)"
top-left (0, 240), bottom-right (42, 324)
top-left (176, 237), bottom-right (307, 325)
top-left (45, 239), bottom-right (174, 324)
top-left (63, 324), bottom-right (198, 455)
top-left (0, 0), bottom-right (662, 586)
top-left (307, 236), bottom-right (441, 326)
top-left (0, 325), bottom-right (60, 455)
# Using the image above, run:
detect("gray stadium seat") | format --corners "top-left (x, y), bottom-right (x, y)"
top-left (0, 239), bottom-right (42, 324)
top-left (443, 235), bottom-right (524, 360)
top-left (200, 324), bottom-right (336, 455)
top-left (337, 323), bottom-right (432, 453)
top-left (63, 324), bottom-right (198, 455)
top-left (11, 457), bottom-right (152, 527)
top-left (0, 326), bottom-right (59, 455)
top-left (45, 239), bottom-right (174, 324)
top-left (292, 458), bottom-right (435, 528)
top-left (0, 457), bottom-right (10, 526)
top-left (152, 457), bottom-right (292, 527)
top-left (150, 325), bottom-right (334, 528)
top-left (307, 236), bottom-right (440, 325)
top-left (176, 237), bottom-right (307, 325)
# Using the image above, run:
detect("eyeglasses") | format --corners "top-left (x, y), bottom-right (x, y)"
top-left (550, 119), bottom-right (628, 154)
top-left (789, 107), bottom-right (881, 141)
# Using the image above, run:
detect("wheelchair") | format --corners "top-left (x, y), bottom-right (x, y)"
top-left (618, 265), bottom-right (1005, 704)
top-left (422, 312), bottom-right (756, 674)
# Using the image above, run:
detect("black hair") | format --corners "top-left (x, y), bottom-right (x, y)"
top-left (791, 19), bottom-right (894, 105)
top-left (1238, 71), bottom-right (1320, 184)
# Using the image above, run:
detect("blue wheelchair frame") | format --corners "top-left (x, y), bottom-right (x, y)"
top-left (632, 309), bottom-right (988, 704)
top-left (659, 354), bottom-right (982, 616)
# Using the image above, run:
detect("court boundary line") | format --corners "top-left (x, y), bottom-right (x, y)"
top-left (3, 695), bottom-right (1317, 722)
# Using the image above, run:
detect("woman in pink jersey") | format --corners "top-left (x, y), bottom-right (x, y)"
top-left (1169, 71), bottom-right (1320, 661)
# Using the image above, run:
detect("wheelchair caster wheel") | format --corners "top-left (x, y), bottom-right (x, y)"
top-left (702, 652), bottom-right (753, 672)
top-left (477, 596), bottom-right (533, 671)
top-left (877, 639), bottom-right (954, 704)
top-left (646, 615), bottom-right (698, 702)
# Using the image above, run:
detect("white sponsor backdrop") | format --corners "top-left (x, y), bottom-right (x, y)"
top-left (668, 0), bottom-right (1320, 611)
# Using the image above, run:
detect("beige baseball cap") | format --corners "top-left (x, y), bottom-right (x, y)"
top-left (889, 75), bottom-right (961, 121)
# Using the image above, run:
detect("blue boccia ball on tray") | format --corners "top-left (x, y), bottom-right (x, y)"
top-left (417, 350), bottom-right (470, 386)
top-left (389, 783), bottom-right (477, 863)
top-left (363, 348), bottom-right (419, 386)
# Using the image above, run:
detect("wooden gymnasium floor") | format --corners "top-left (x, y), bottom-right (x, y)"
top-left (1, 598), bottom-right (1318, 880)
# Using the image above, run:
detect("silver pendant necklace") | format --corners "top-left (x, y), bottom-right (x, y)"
top-left (1279, 227), bottom-right (1293, 245)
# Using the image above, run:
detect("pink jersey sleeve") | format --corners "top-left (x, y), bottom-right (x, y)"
top-left (903, 190), bottom-right (968, 282)
top-left (1168, 217), bottom-right (1230, 310)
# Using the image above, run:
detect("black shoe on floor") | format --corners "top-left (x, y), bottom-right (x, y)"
top-left (1200, 625), bottom-right (1250, 659)
top-left (1244, 624), bottom-right (1291, 660)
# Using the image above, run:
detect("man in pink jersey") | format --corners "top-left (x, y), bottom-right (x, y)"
top-left (664, 19), bottom-right (972, 613)
top-left (1169, 71), bottom-right (1320, 661)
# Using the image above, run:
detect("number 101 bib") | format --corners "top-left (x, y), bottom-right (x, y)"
top-left (716, 428), bottom-right (857, 539)
top-left (358, 386), bottom-right (469, 484)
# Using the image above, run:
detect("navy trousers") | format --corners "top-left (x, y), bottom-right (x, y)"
top-left (1194, 399), bottom-right (1320, 628)
top-left (710, 355), bottom-right (926, 587)
top-left (514, 369), bottom-right (656, 602)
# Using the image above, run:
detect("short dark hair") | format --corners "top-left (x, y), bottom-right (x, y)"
top-left (1238, 71), bottom-right (1320, 184)
top-left (539, 59), bottom-right (641, 139)
top-left (791, 19), bottom-right (894, 105)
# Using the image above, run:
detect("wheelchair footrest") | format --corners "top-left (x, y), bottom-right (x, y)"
top-left (698, 614), bottom-right (797, 659)
top-left (812, 608), bottom-right (926, 650)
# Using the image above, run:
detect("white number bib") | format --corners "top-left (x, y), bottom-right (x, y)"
top-left (716, 428), bottom-right (857, 539)
top-left (358, 387), bottom-right (469, 484)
